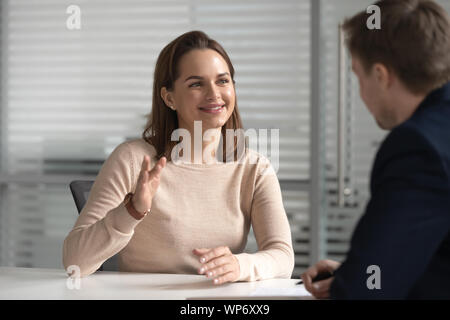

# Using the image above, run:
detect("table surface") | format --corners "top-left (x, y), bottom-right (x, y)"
top-left (0, 267), bottom-right (313, 300)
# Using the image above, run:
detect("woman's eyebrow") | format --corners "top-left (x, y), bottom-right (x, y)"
top-left (184, 72), bottom-right (230, 82)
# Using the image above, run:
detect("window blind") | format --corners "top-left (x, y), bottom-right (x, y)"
top-left (320, 0), bottom-right (387, 262)
top-left (0, 0), bottom-right (311, 276)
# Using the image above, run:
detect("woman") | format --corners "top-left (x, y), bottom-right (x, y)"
top-left (63, 31), bottom-right (294, 284)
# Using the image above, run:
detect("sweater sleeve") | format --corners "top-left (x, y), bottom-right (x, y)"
top-left (62, 141), bottom-right (142, 277)
top-left (234, 157), bottom-right (295, 281)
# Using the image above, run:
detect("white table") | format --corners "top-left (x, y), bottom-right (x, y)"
top-left (0, 267), bottom-right (313, 300)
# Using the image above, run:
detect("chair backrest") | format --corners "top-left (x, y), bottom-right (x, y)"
top-left (69, 180), bottom-right (94, 214)
top-left (69, 180), bottom-right (118, 272)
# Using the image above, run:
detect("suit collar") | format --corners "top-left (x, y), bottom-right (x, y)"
top-left (415, 81), bottom-right (450, 112)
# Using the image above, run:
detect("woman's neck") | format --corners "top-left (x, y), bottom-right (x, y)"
top-left (175, 126), bottom-right (222, 164)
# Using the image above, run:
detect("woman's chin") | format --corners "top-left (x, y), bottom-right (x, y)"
top-left (199, 118), bottom-right (228, 130)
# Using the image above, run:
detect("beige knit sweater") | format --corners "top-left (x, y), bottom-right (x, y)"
top-left (63, 138), bottom-right (294, 281)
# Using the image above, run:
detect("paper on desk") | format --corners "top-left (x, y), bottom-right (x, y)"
top-left (249, 285), bottom-right (311, 297)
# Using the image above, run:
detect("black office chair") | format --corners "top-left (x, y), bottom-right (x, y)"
top-left (69, 180), bottom-right (119, 272)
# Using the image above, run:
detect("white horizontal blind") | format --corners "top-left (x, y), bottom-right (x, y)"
top-left (192, 0), bottom-right (310, 180)
top-left (283, 188), bottom-right (310, 274)
top-left (321, 0), bottom-right (386, 262)
top-left (0, 0), bottom-right (311, 276)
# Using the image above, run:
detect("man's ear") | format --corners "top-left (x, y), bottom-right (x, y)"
top-left (161, 87), bottom-right (175, 109)
top-left (373, 63), bottom-right (392, 90)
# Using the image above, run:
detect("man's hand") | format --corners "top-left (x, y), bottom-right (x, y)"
top-left (193, 246), bottom-right (240, 285)
top-left (301, 259), bottom-right (341, 299)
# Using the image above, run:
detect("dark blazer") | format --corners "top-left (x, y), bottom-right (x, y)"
top-left (330, 82), bottom-right (450, 299)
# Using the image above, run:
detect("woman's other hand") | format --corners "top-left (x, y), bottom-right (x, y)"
top-left (193, 246), bottom-right (240, 285)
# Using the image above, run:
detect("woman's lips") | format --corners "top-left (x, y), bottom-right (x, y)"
top-left (199, 105), bottom-right (225, 113)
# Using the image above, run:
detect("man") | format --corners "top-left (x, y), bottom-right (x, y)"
top-left (302, 0), bottom-right (450, 299)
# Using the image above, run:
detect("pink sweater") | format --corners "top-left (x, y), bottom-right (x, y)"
top-left (63, 138), bottom-right (294, 280)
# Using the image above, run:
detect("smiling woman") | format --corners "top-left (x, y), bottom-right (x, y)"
top-left (145, 31), bottom-right (243, 163)
top-left (160, 49), bottom-right (236, 163)
top-left (62, 31), bottom-right (294, 285)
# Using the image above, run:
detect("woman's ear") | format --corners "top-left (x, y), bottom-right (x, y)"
top-left (161, 87), bottom-right (176, 110)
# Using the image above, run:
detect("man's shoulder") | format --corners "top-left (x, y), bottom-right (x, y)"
top-left (371, 114), bottom-right (450, 192)
top-left (402, 84), bottom-right (450, 159)
top-left (374, 123), bottom-right (434, 167)
top-left (376, 98), bottom-right (450, 168)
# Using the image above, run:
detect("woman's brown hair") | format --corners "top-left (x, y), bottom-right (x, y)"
top-left (142, 30), bottom-right (243, 162)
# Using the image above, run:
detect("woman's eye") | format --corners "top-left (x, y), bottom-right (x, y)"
top-left (189, 79), bottom-right (229, 88)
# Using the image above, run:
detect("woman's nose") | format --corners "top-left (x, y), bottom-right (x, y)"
top-left (205, 83), bottom-right (221, 101)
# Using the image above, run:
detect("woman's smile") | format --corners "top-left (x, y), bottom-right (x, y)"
top-left (199, 103), bottom-right (226, 113)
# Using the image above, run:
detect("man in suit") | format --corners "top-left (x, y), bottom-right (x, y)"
top-left (302, 0), bottom-right (450, 299)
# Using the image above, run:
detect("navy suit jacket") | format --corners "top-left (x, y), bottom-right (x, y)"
top-left (330, 82), bottom-right (450, 299)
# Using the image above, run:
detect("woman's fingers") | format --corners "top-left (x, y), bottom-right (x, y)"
top-left (139, 156), bottom-right (166, 185)
top-left (147, 159), bottom-right (165, 182)
top-left (131, 156), bottom-right (167, 213)
top-left (213, 271), bottom-right (236, 285)
top-left (193, 246), bottom-right (239, 285)
top-left (192, 248), bottom-right (210, 257)
top-left (153, 157), bottom-right (167, 177)
top-left (202, 259), bottom-right (234, 277)
top-left (138, 156), bottom-right (148, 184)
top-left (197, 246), bottom-right (230, 264)
top-left (197, 255), bottom-right (229, 274)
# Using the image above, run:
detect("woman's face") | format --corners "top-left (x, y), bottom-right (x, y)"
top-left (161, 49), bottom-right (236, 133)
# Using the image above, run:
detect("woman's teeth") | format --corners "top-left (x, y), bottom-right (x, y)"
top-left (201, 105), bottom-right (224, 110)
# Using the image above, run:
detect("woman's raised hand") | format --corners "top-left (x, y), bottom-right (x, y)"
top-left (132, 155), bottom-right (167, 213)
